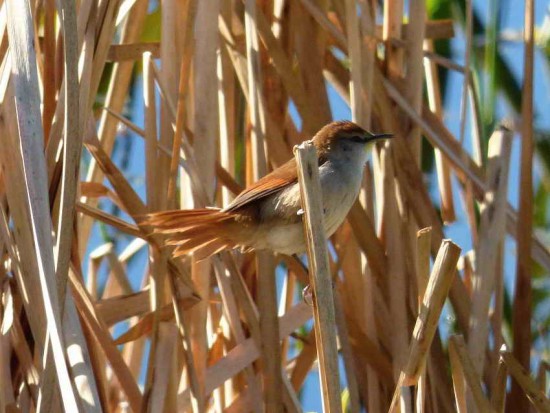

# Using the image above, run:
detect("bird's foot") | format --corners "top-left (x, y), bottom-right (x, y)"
top-left (302, 281), bottom-right (337, 307)
top-left (296, 208), bottom-right (326, 216)
top-left (302, 284), bottom-right (314, 306)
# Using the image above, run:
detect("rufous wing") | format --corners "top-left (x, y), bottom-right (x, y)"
top-left (223, 158), bottom-right (298, 212)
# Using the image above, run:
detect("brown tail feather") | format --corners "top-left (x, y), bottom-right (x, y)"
top-left (193, 241), bottom-right (231, 261)
top-left (142, 208), bottom-right (252, 258)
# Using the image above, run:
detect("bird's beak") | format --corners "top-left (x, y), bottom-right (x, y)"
top-left (370, 133), bottom-right (393, 142)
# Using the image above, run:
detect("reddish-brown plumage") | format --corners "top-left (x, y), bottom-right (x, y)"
top-left (141, 120), bottom-right (389, 259)
top-left (224, 121), bottom-right (366, 213)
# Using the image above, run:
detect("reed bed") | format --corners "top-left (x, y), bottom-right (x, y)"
top-left (0, 0), bottom-right (548, 412)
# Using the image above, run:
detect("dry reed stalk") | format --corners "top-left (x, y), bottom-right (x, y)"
top-left (79, 0), bottom-right (148, 255)
top-left (467, 127), bottom-right (511, 379)
top-left (211, 258), bottom-right (263, 411)
top-left (255, 6), bottom-right (320, 133)
top-left (389, 239), bottom-right (460, 411)
top-left (76, 202), bottom-right (143, 238)
top-left (217, 14), bottom-right (235, 207)
top-left (0, 171), bottom-right (47, 352)
top-left (449, 335), bottom-right (468, 413)
top-left (374, 56), bottom-right (469, 408)
top-left (341, 9), bottom-right (379, 405)
top-left (384, 76), bottom-right (550, 275)
top-left (52, 0), bottom-right (80, 313)
top-left (143, 48), bottom-right (182, 411)
top-left (415, 228), bottom-right (432, 305)
top-left (203, 301), bottom-right (311, 394)
top-left (347, 201), bottom-right (388, 278)
top-left (360, 164), bottom-right (387, 411)
top-left (6, 1), bottom-right (89, 410)
top-left (141, 51), bottom-right (163, 411)
top-left (362, 166), bottom-right (385, 413)
top-left (510, 0), bottom-right (535, 411)
top-left (106, 42), bottom-right (160, 61)
top-left (346, 0), bottom-right (373, 125)
top-left (68, 266), bottom-right (143, 412)
top-left (491, 351), bottom-right (508, 413)
top-left (244, 2), bottom-right (284, 411)
top-left (299, 0), bottom-right (344, 48)
top-left (41, 0), bottom-right (56, 140)
top-left (382, 78), bottom-right (488, 330)
top-left (383, 0), bottom-right (403, 77)
top-left (381, 143), bottom-right (410, 379)
top-left (403, 0), bottom-right (425, 162)
top-left (367, 68), bottom-right (473, 337)
top-left (449, 335), bottom-right (494, 413)
top-left (294, 141), bottom-right (342, 413)
top-left (168, 0), bottom-right (197, 206)
top-left (157, 0), bottom-right (180, 209)
top-left (96, 290), bottom-right (150, 326)
top-left (458, 0), bottom-right (472, 147)
top-left (491, 244), bottom-right (505, 377)
top-left (255, 249), bottom-right (283, 412)
top-left (220, 16), bottom-right (291, 168)
top-left (424, 39), bottom-right (456, 223)
top-left (159, 76), bottom-right (270, 409)
top-left (343, 310), bottom-right (394, 387)
top-left (500, 350), bottom-right (550, 413)
top-left (0, 309), bottom-right (16, 411)
top-left (536, 362), bottom-right (549, 393)
top-left (1, 280), bottom-right (40, 405)
top-left (82, 131), bottom-right (201, 306)
top-left (335, 0), bottom-right (373, 392)
top-left (210, 284), bottom-right (294, 411)
top-left (294, 1), bottom-right (332, 125)
top-left (415, 227), bottom-right (432, 413)
top-left (333, 286), bottom-right (361, 412)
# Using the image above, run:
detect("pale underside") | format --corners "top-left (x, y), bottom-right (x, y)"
top-left (246, 155), bottom-right (365, 255)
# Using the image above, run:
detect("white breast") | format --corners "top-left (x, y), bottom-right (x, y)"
top-left (318, 158), bottom-right (364, 237)
top-left (255, 150), bottom-right (366, 255)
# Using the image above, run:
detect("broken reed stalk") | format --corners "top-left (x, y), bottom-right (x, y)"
top-left (491, 347), bottom-right (508, 413)
top-left (294, 141), bottom-right (342, 413)
top-left (389, 239), bottom-right (461, 412)
top-left (500, 350), bottom-right (550, 413)
top-left (467, 126), bottom-right (512, 378)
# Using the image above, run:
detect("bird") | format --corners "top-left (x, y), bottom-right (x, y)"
top-left (143, 121), bottom-right (392, 260)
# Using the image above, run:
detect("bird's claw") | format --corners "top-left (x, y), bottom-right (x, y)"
top-left (302, 284), bottom-right (314, 306)
top-left (297, 208), bottom-right (326, 216)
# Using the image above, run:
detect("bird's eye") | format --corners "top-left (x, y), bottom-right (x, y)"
top-left (350, 135), bottom-right (365, 143)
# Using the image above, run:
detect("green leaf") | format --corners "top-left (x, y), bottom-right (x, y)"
top-left (140, 7), bottom-right (161, 43)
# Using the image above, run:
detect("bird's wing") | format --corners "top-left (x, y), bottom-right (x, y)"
top-left (223, 158), bottom-right (298, 212)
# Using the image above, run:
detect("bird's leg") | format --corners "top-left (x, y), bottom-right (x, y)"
top-left (291, 253), bottom-right (336, 306)
top-left (291, 254), bottom-right (315, 306)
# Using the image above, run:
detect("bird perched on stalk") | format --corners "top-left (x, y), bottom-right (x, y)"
top-left (143, 121), bottom-right (392, 260)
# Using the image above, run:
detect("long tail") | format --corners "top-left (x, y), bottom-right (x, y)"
top-left (141, 209), bottom-right (249, 260)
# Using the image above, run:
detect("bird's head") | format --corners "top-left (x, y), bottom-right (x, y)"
top-left (313, 121), bottom-right (393, 162)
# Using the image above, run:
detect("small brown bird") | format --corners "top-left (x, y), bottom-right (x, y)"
top-left (144, 121), bottom-right (391, 259)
